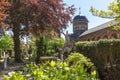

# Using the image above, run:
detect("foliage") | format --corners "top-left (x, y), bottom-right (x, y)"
top-left (30, 36), bottom-right (36, 51)
top-left (35, 36), bottom-right (64, 63)
top-left (90, 0), bottom-right (120, 19)
top-left (4, 72), bottom-right (27, 80)
top-left (26, 36), bottom-right (64, 62)
top-left (50, 38), bottom-right (64, 49)
top-left (75, 39), bottom-right (120, 80)
top-left (90, 0), bottom-right (120, 29)
top-left (0, 34), bottom-right (13, 50)
top-left (5, 0), bottom-right (74, 62)
top-left (24, 0), bottom-right (75, 36)
top-left (48, 38), bottom-right (64, 54)
top-left (4, 61), bottom-right (98, 80)
top-left (35, 36), bottom-right (49, 64)
top-left (66, 52), bottom-right (95, 73)
top-left (0, 0), bottom-right (10, 22)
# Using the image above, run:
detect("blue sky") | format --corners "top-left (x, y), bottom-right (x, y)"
top-left (63, 0), bottom-right (114, 34)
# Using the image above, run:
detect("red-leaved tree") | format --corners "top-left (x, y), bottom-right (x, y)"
top-left (26, 0), bottom-right (74, 35)
top-left (0, 0), bottom-right (10, 35)
top-left (8, 0), bottom-right (74, 62)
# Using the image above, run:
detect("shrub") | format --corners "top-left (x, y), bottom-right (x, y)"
top-left (4, 72), bottom-right (27, 80)
top-left (4, 61), bottom-right (98, 80)
top-left (66, 52), bottom-right (96, 74)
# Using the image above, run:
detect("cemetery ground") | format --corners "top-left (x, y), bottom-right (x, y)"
top-left (0, 58), bottom-right (29, 80)
top-left (0, 52), bottom-right (98, 80)
top-left (1, 39), bottom-right (120, 80)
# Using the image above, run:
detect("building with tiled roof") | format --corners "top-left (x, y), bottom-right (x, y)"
top-left (69, 14), bottom-right (120, 42)
top-left (80, 20), bottom-right (120, 41)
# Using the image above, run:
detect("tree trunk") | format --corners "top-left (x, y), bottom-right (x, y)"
top-left (13, 23), bottom-right (22, 62)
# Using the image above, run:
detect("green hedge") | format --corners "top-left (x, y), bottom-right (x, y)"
top-left (74, 39), bottom-right (120, 80)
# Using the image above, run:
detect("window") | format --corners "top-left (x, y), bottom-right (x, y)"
top-left (81, 26), bottom-right (85, 30)
top-left (78, 25), bottom-right (85, 30)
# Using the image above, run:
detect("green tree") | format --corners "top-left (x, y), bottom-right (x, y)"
top-left (90, 0), bottom-right (120, 20)
top-left (35, 36), bottom-right (48, 64)
top-left (35, 36), bottom-right (64, 64)
top-left (0, 34), bottom-right (13, 58)
top-left (90, 0), bottom-right (120, 30)
top-left (0, 34), bottom-right (13, 50)
top-left (49, 38), bottom-right (64, 54)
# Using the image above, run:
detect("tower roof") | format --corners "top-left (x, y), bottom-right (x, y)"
top-left (73, 14), bottom-right (88, 22)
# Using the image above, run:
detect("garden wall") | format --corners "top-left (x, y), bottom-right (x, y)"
top-left (74, 39), bottom-right (120, 80)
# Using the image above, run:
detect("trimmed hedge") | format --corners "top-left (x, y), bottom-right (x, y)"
top-left (74, 39), bottom-right (120, 80)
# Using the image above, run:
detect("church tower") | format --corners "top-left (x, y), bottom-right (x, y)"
top-left (69, 12), bottom-right (88, 42)
top-left (69, 8), bottom-right (89, 42)
top-left (73, 14), bottom-right (88, 35)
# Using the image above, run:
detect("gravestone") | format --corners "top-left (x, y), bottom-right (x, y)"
top-left (4, 52), bottom-right (7, 69)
